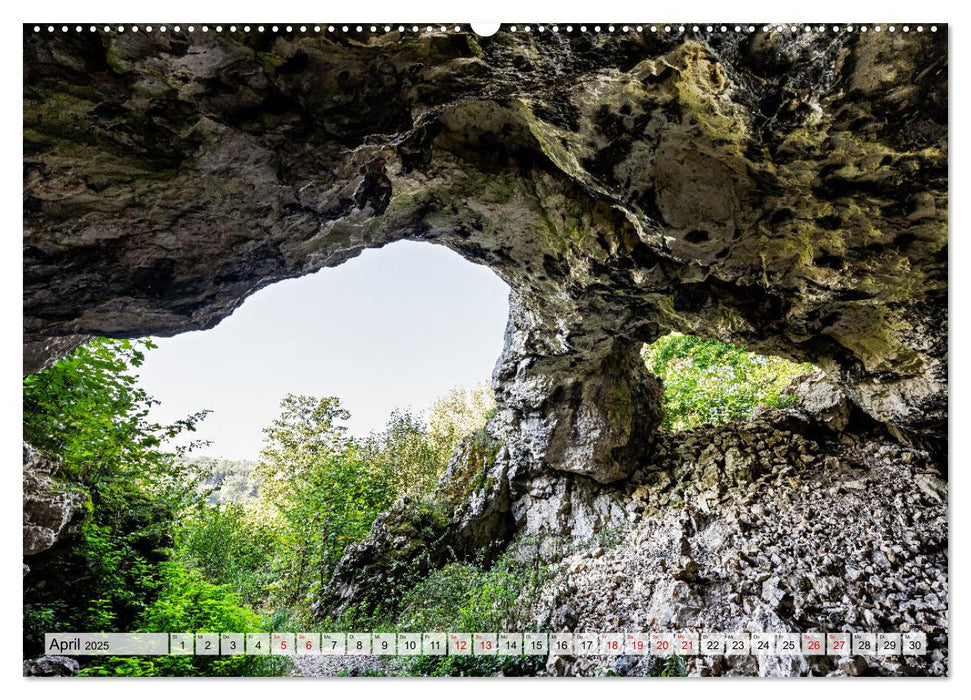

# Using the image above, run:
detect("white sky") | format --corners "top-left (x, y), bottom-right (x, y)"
top-left (135, 241), bottom-right (510, 461)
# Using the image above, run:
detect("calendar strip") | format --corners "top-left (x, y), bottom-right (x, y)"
top-left (44, 632), bottom-right (928, 657)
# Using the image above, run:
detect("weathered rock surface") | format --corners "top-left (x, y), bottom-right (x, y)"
top-left (23, 655), bottom-right (80, 677)
top-left (530, 423), bottom-right (948, 677)
top-left (23, 335), bottom-right (89, 376)
top-left (23, 443), bottom-right (86, 558)
top-left (309, 394), bottom-right (947, 677)
top-left (785, 369), bottom-right (853, 433)
top-left (25, 26), bottom-right (947, 478)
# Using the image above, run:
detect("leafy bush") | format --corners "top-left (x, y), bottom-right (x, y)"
top-left (642, 333), bottom-right (812, 430)
top-left (23, 339), bottom-right (211, 657)
top-left (397, 551), bottom-right (550, 633)
top-left (23, 338), bottom-right (208, 484)
top-left (24, 501), bottom-right (170, 650)
top-left (78, 562), bottom-right (281, 677)
top-left (175, 502), bottom-right (276, 606)
top-left (23, 338), bottom-right (274, 676)
top-left (395, 550), bottom-right (550, 677)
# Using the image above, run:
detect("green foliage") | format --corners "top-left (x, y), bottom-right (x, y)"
top-left (397, 551), bottom-right (550, 633)
top-left (427, 383), bottom-right (496, 467)
top-left (24, 341), bottom-right (519, 677)
top-left (315, 542), bottom-right (552, 676)
top-left (23, 339), bottom-right (210, 654)
top-left (138, 563), bottom-right (260, 635)
top-left (175, 502), bottom-right (276, 606)
top-left (394, 550), bottom-right (551, 677)
top-left (78, 562), bottom-right (279, 677)
top-left (22, 338), bottom-right (270, 677)
top-left (642, 333), bottom-right (812, 430)
top-left (253, 395), bottom-right (396, 613)
top-left (657, 654), bottom-right (688, 677)
top-left (258, 395), bottom-right (351, 482)
top-left (24, 501), bottom-right (171, 649)
top-left (202, 386), bottom-right (499, 622)
top-left (190, 457), bottom-right (260, 503)
top-left (23, 338), bottom-right (208, 485)
top-left (358, 384), bottom-right (497, 503)
top-left (360, 409), bottom-right (442, 501)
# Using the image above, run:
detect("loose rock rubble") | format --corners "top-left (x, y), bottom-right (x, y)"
top-left (304, 394), bottom-right (948, 678)
top-left (23, 655), bottom-right (80, 677)
top-left (291, 654), bottom-right (388, 678)
top-left (529, 416), bottom-right (948, 677)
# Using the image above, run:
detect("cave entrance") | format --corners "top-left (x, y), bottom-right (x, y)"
top-left (135, 240), bottom-right (510, 463)
top-left (641, 333), bottom-right (815, 432)
top-left (22, 240), bottom-right (515, 648)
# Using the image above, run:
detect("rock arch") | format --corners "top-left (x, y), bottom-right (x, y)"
top-left (24, 27), bottom-right (947, 482)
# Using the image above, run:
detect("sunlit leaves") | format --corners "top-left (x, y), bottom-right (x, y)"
top-left (642, 333), bottom-right (813, 431)
top-left (22, 338), bottom-right (213, 658)
top-left (23, 337), bottom-right (210, 488)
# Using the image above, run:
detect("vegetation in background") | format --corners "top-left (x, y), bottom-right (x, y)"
top-left (174, 386), bottom-right (496, 629)
top-left (426, 383), bottom-right (496, 467)
top-left (190, 457), bottom-right (259, 503)
top-left (642, 333), bottom-right (813, 431)
top-left (252, 395), bottom-right (395, 610)
top-left (360, 410), bottom-right (441, 503)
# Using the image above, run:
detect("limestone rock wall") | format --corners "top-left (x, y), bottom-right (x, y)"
top-left (23, 443), bottom-right (86, 559)
top-left (25, 27), bottom-right (947, 484)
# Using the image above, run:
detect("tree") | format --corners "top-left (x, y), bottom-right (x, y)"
top-left (426, 383), bottom-right (496, 466)
top-left (257, 394), bottom-right (350, 492)
top-left (23, 338), bottom-right (209, 489)
top-left (254, 395), bottom-right (394, 609)
top-left (361, 409), bottom-right (441, 500)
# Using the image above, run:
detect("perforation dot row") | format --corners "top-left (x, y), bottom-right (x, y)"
top-left (30, 24), bottom-right (940, 35)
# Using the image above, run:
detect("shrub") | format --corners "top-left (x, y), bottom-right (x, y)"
top-left (23, 339), bottom-right (212, 657)
top-left (175, 502), bottom-right (276, 606)
top-left (78, 562), bottom-right (281, 677)
top-left (642, 333), bottom-right (812, 430)
top-left (397, 550), bottom-right (550, 633)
